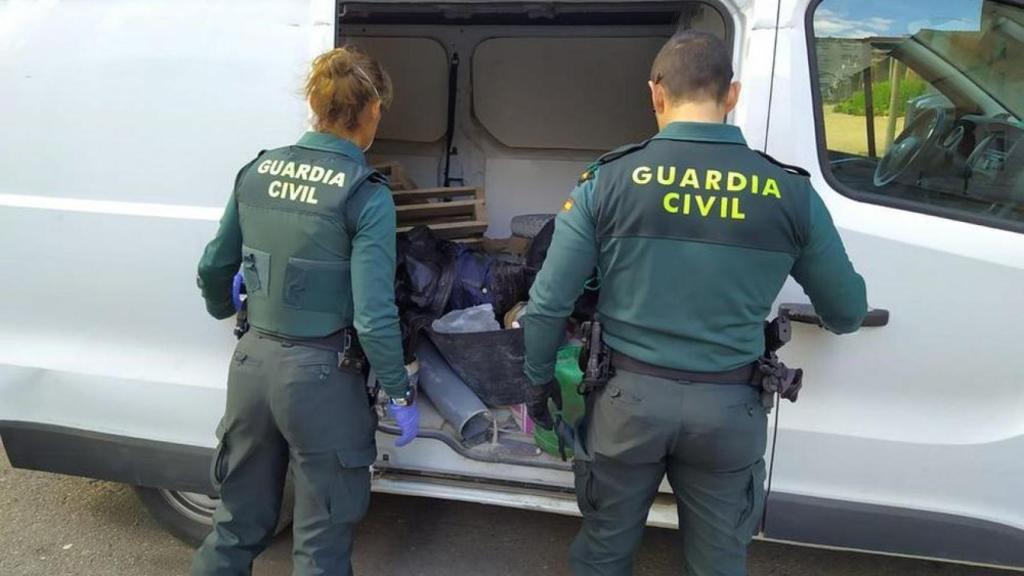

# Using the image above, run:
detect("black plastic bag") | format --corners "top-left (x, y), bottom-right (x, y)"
top-left (524, 219), bottom-right (599, 320)
top-left (395, 226), bottom-right (459, 317)
top-left (397, 225), bottom-right (528, 322)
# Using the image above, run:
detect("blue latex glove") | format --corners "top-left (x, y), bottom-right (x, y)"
top-left (390, 402), bottom-right (420, 447)
top-left (231, 272), bottom-right (246, 311)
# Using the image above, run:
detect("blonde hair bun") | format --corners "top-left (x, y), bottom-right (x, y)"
top-left (305, 46), bottom-right (393, 132)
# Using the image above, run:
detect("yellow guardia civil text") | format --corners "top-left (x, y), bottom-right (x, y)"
top-left (631, 165), bottom-right (783, 221)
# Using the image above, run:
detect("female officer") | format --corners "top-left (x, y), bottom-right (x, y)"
top-left (192, 46), bottom-right (419, 576)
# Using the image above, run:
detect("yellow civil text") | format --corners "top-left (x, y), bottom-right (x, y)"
top-left (268, 180), bottom-right (319, 205)
top-left (662, 193), bottom-right (745, 220)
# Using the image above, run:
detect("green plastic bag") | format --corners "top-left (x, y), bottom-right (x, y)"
top-left (534, 345), bottom-right (586, 458)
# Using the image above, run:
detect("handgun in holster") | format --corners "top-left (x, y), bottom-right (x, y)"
top-left (757, 315), bottom-right (804, 409)
top-left (337, 328), bottom-right (377, 406)
top-left (577, 320), bottom-right (614, 396)
top-left (234, 300), bottom-right (249, 340)
top-left (338, 328), bottom-right (369, 374)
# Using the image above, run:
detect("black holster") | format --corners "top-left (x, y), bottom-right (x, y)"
top-left (234, 301), bottom-right (249, 340)
top-left (338, 328), bottom-right (369, 374)
top-left (758, 316), bottom-right (804, 408)
top-left (577, 320), bottom-right (614, 395)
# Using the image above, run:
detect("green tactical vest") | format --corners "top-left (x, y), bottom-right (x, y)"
top-left (234, 144), bottom-right (381, 338)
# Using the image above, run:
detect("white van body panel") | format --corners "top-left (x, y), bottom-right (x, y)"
top-left (0, 0), bottom-right (327, 441)
top-left (765, 0), bottom-right (1024, 537)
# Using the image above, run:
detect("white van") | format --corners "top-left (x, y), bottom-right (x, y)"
top-left (1, 0), bottom-right (1022, 570)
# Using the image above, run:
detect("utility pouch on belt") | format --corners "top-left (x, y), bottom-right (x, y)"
top-left (577, 320), bottom-right (614, 395)
top-left (757, 316), bottom-right (804, 409)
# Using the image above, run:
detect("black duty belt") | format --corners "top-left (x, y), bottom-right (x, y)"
top-left (611, 351), bottom-right (757, 386)
top-left (252, 328), bottom-right (349, 353)
top-left (253, 327), bottom-right (368, 373)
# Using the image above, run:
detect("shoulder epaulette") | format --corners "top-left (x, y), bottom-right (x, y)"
top-left (578, 140), bottom-right (653, 184)
top-left (757, 151), bottom-right (811, 177)
top-left (366, 170), bottom-right (389, 186)
top-left (577, 165), bottom-right (598, 185)
top-left (597, 140), bottom-right (653, 166)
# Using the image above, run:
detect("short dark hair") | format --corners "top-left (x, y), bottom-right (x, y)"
top-left (650, 31), bottom-right (733, 103)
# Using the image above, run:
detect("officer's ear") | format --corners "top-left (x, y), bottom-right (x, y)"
top-left (723, 81), bottom-right (741, 115)
top-left (649, 80), bottom-right (667, 115)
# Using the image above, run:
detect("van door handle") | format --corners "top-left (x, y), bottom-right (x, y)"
top-left (779, 303), bottom-right (890, 328)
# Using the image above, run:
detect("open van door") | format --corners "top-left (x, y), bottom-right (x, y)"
top-left (764, 0), bottom-right (1024, 569)
top-left (336, 0), bottom-right (787, 508)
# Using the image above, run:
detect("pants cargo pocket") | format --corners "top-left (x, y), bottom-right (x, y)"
top-left (328, 449), bottom-right (374, 526)
top-left (210, 421), bottom-right (230, 493)
top-left (736, 460), bottom-right (767, 543)
top-left (573, 459), bottom-right (600, 516)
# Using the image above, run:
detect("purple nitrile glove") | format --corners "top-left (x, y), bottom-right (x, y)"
top-left (231, 272), bottom-right (246, 311)
top-left (390, 402), bottom-right (420, 447)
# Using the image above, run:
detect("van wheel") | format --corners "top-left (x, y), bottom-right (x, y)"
top-left (134, 486), bottom-right (294, 547)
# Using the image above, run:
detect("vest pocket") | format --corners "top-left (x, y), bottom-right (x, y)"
top-left (283, 257), bottom-right (352, 314)
top-left (241, 245), bottom-right (271, 298)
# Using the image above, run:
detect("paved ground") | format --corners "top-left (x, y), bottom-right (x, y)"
top-left (0, 442), bottom-right (1009, 576)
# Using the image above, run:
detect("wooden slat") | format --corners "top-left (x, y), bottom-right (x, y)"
top-left (395, 199), bottom-right (482, 221)
top-left (372, 161), bottom-right (417, 191)
top-left (392, 186), bottom-right (482, 204)
top-left (397, 220), bottom-right (488, 240)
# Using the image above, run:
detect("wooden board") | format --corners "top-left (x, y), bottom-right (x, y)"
top-left (391, 186), bottom-right (483, 205)
top-left (374, 162), bottom-right (488, 240)
top-left (372, 161), bottom-right (417, 191)
top-left (397, 220), bottom-right (489, 240)
top-left (395, 199), bottom-right (484, 222)
top-left (394, 187), bottom-right (487, 241)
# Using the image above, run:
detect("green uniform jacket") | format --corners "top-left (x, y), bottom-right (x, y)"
top-left (196, 132), bottom-right (409, 396)
top-left (524, 122), bottom-right (868, 384)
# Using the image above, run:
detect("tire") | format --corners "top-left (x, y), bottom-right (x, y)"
top-left (510, 214), bottom-right (556, 239)
top-left (134, 483), bottom-right (294, 548)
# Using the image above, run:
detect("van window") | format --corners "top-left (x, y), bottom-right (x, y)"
top-left (810, 0), bottom-right (1024, 230)
top-left (347, 37), bottom-right (450, 143)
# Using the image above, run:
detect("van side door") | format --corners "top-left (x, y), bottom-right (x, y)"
top-left (764, 0), bottom-right (1024, 568)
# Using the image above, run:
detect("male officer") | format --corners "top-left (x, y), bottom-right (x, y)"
top-left (523, 31), bottom-right (868, 576)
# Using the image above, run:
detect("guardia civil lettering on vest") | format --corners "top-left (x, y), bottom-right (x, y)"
top-left (631, 165), bottom-right (783, 220)
top-left (256, 160), bottom-right (350, 205)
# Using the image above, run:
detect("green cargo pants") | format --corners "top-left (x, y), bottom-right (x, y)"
top-left (569, 369), bottom-right (768, 576)
top-left (191, 331), bottom-right (378, 576)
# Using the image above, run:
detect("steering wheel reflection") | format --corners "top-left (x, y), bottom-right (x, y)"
top-left (873, 107), bottom-right (946, 187)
